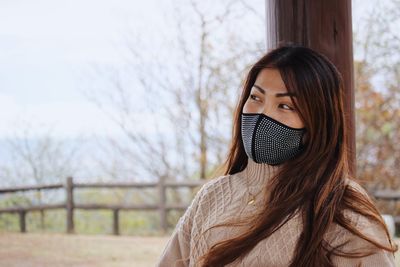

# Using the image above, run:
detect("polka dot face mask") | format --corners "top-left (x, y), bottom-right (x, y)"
top-left (241, 112), bottom-right (306, 165)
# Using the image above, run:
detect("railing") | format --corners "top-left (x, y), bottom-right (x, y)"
top-left (373, 190), bottom-right (400, 226)
top-left (0, 177), bottom-right (205, 235)
top-left (0, 179), bottom-right (399, 235)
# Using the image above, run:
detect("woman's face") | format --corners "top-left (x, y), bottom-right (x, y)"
top-left (243, 68), bottom-right (305, 129)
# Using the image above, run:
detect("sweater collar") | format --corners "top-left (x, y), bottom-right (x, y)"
top-left (240, 158), bottom-right (280, 188)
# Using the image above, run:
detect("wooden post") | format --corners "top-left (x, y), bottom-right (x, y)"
top-left (113, 209), bottom-right (120, 235)
top-left (66, 177), bottom-right (74, 234)
top-left (19, 210), bottom-right (26, 233)
top-left (37, 189), bottom-right (45, 230)
top-left (158, 175), bottom-right (167, 233)
top-left (265, 0), bottom-right (356, 175)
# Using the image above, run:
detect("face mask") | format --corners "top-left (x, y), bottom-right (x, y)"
top-left (241, 112), bottom-right (306, 165)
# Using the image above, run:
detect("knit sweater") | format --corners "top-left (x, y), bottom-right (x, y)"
top-left (156, 158), bottom-right (396, 267)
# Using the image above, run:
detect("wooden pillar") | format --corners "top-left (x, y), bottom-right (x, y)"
top-left (265, 0), bottom-right (356, 175)
top-left (66, 177), bottom-right (74, 234)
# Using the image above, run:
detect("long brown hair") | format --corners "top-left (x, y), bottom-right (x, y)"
top-left (198, 44), bottom-right (397, 266)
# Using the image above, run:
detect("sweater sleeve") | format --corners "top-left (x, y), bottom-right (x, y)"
top-left (329, 180), bottom-right (397, 266)
top-left (156, 182), bottom-right (208, 267)
top-left (329, 217), bottom-right (396, 267)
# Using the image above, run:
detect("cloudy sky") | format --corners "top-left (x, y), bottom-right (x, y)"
top-left (0, 0), bottom-right (175, 138)
top-left (0, 0), bottom-right (383, 138)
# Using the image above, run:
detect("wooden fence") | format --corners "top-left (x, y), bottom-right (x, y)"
top-left (373, 190), bottom-right (400, 227)
top-left (0, 177), bottom-right (205, 235)
top-left (0, 178), bottom-right (399, 235)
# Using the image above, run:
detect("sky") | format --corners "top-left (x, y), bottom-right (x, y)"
top-left (0, 0), bottom-right (173, 138)
top-left (0, 0), bottom-right (387, 139)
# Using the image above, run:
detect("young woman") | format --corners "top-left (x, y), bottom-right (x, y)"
top-left (157, 44), bottom-right (398, 267)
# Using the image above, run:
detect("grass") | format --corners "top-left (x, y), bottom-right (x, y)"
top-left (0, 232), bottom-right (168, 267)
top-left (0, 233), bottom-right (399, 266)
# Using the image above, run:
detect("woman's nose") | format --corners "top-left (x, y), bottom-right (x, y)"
top-left (261, 104), bottom-right (274, 118)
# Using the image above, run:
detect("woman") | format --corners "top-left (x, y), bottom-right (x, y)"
top-left (156, 44), bottom-right (398, 266)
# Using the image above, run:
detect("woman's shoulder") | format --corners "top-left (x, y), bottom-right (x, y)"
top-left (201, 173), bottom-right (232, 189)
top-left (174, 175), bottom-right (232, 230)
top-left (194, 174), bottom-right (234, 202)
top-left (326, 178), bottom-right (393, 251)
top-left (344, 177), bottom-right (371, 198)
top-left (325, 178), bottom-right (397, 265)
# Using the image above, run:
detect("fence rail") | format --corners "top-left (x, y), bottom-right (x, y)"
top-left (0, 178), bottom-right (399, 235)
top-left (373, 191), bottom-right (400, 226)
top-left (0, 177), bottom-right (205, 235)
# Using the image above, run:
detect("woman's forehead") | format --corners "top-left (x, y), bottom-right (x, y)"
top-left (255, 68), bottom-right (287, 94)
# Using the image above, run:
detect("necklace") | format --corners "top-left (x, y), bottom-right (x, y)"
top-left (245, 175), bottom-right (265, 205)
top-left (242, 159), bottom-right (277, 206)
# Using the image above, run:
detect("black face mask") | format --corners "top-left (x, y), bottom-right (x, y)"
top-left (241, 112), bottom-right (306, 165)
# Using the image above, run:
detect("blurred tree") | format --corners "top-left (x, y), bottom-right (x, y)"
top-left (81, 1), bottom-right (266, 229)
top-left (83, 0), bottom-right (265, 185)
top-left (353, 0), bottom-right (400, 194)
top-left (0, 121), bottom-right (80, 230)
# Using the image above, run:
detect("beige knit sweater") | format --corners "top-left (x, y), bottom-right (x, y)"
top-left (156, 159), bottom-right (396, 267)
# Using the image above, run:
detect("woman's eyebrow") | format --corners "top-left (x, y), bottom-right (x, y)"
top-left (276, 92), bottom-right (296, 98)
top-left (253, 84), bottom-right (266, 94)
top-left (253, 84), bottom-right (296, 97)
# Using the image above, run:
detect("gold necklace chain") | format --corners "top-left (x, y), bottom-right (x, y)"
top-left (245, 175), bottom-right (265, 205)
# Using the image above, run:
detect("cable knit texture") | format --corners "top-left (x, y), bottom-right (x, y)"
top-left (156, 159), bottom-right (396, 266)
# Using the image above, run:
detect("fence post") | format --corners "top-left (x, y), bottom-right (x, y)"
top-left (158, 175), bottom-right (167, 233)
top-left (18, 210), bottom-right (26, 233)
top-left (66, 177), bottom-right (74, 234)
top-left (113, 209), bottom-right (120, 235)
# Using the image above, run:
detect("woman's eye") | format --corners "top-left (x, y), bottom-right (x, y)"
top-left (250, 94), bottom-right (260, 101)
top-left (279, 103), bottom-right (294, 111)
